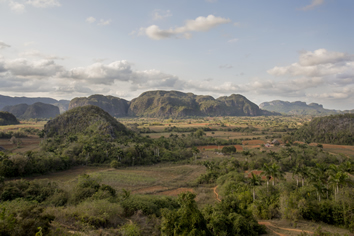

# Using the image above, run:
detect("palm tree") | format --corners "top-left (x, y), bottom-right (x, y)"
top-left (298, 166), bottom-right (309, 187)
top-left (340, 161), bottom-right (353, 175)
top-left (267, 151), bottom-right (278, 162)
top-left (249, 172), bottom-right (262, 201)
top-left (313, 181), bottom-right (327, 202)
top-left (329, 170), bottom-right (349, 201)
top-left (261, 163), bottom-right (272, 191)
top-left (271, 163), bottom-right (284, 186)
top-left (292, 164), bottom-right (301, 187)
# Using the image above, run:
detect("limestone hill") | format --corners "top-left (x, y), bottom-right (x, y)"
top-left (66, 90), bottom-right (271, 118)
top-left (128, 90), bottom-right (276, 117)
top-left (0, 94), bottom-right (69, 113)
top-left (69, 94), bottom-right (129, 117)
top-left (0, 111), bottom-right (20, 126)
top-left (2, 102), bottom-right (60, 119)
top-left (259, 100), bottom-right (342, 116)
top-left (44, 105), bottom-right (127, 138)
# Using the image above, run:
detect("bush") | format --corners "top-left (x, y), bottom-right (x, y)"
top-left (110, 160), bottom-right (120, 169)
top-left (221, 146), bottom-right (237, 154)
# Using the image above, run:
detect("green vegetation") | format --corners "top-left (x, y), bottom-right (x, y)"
top-left (0, 112), bottom-right (19, 126)
top-left (294, 114), bottom-right (354, 145)
top-left (1, 109), bottom-right (354, 235)
top-left (196, 144), bottom-right (354, 234)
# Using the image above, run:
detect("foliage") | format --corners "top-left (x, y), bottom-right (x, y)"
top-left (0, 112), bottom-right (19, 126)
top-left (294, 114), bottom-right (354, 145)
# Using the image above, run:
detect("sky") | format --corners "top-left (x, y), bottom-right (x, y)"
top-left (0, 0), bottom-right (353, 110)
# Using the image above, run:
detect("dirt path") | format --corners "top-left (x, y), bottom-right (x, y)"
top-left (213, 186), bottom-right (221, 202)
top-left (258, 221), bottom-right (314, 235)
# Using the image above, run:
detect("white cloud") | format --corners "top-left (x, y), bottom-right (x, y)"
top-left (26, 0), bottom-right (60, 8)
top-left (152, 9), bottom-right (172, 20)
top-left (86, 17), bottom-right (96, 24)
top-left (268, 49), bottom-right (354, 84)
top-left (307, 87), bottom-right (354, 99)
top-left (0, 41), bottom-right (11, 49)
top-left (141, 15), bottom-right (232, 40)
top-left (3, 58), bottom-right (64, 77)
top-left (62, 61), bottom-right (132, 84)
top-left (9, 0), bottom-right (25, 13)
top-left (301, 0), bottom-right (324, 11)
top-left (233, 22), bottom-right (241, 27)
top-left (227, 38), bottom-right (238, 43)
top-left (298, 48), bottom-right (352, 66)
top-left (98, 19), bottom-right (111, 26)
top-left (61, 61), bottom-right (183, 91)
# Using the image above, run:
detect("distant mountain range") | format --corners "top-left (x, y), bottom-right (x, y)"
top-left (3, 92), bottom-right (353, 119)
top-left (259, 100), bottom-right (354, 116)
top-left (2, 102), bottom-right (60, 119)
top-left (69, 91), bottom-right (278, 118)
top-left (0, 95), bottom-right (69, 113)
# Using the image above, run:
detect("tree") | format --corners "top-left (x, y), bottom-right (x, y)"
top-left (249, 172), bottom-right (262, 201)
top-left (192, 147), bottom-right (200, 160)
top-left (269, 163), bottom-right (283, 186)
top-left (261, 163), bottom-right (272, 192)
top-left (292, 165), bottom-right (301, 187)
top-left (161, 192), bottom-right (212, 236)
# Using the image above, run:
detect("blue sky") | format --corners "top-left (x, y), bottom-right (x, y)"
top-left (0, 0), bottom-right (353, 109)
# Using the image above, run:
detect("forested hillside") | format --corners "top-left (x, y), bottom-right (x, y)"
top-left (0, 111), bottom-right (19, 126)
top-left (294, 114), bottom-right (354, 145)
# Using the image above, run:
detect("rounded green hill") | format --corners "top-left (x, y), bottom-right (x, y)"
top-left (0, 111), bottom-right (20, 126)
top-left (44, 105), bottom-right (126, 138)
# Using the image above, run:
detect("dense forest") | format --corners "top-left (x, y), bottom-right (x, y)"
top-left (294, 114), bottom-right (354, 145)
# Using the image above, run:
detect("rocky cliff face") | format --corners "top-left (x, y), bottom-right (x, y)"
top-left (69, 94), bottom-right (129, 117)
top-left (128, 90), bottom-right (266, 117)
top-left (259, 100), bottom-right (341, 116)
top-left (2, 102), bottom-right (60, 119)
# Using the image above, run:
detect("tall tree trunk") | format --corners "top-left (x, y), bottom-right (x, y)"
top-left (267, 180), bottom-right (269, 192)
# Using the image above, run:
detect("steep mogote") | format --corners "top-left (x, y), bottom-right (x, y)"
top-left (0, 111), bottom-right (20, 126)
top-left (69, 94), bottom-right (129, 117)
top-left (259, 100), bottom-right (343, 116)
top-left (128, 90), bottom-right (272, 117)
top-left (44, 105), bottom-right (127, 138)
